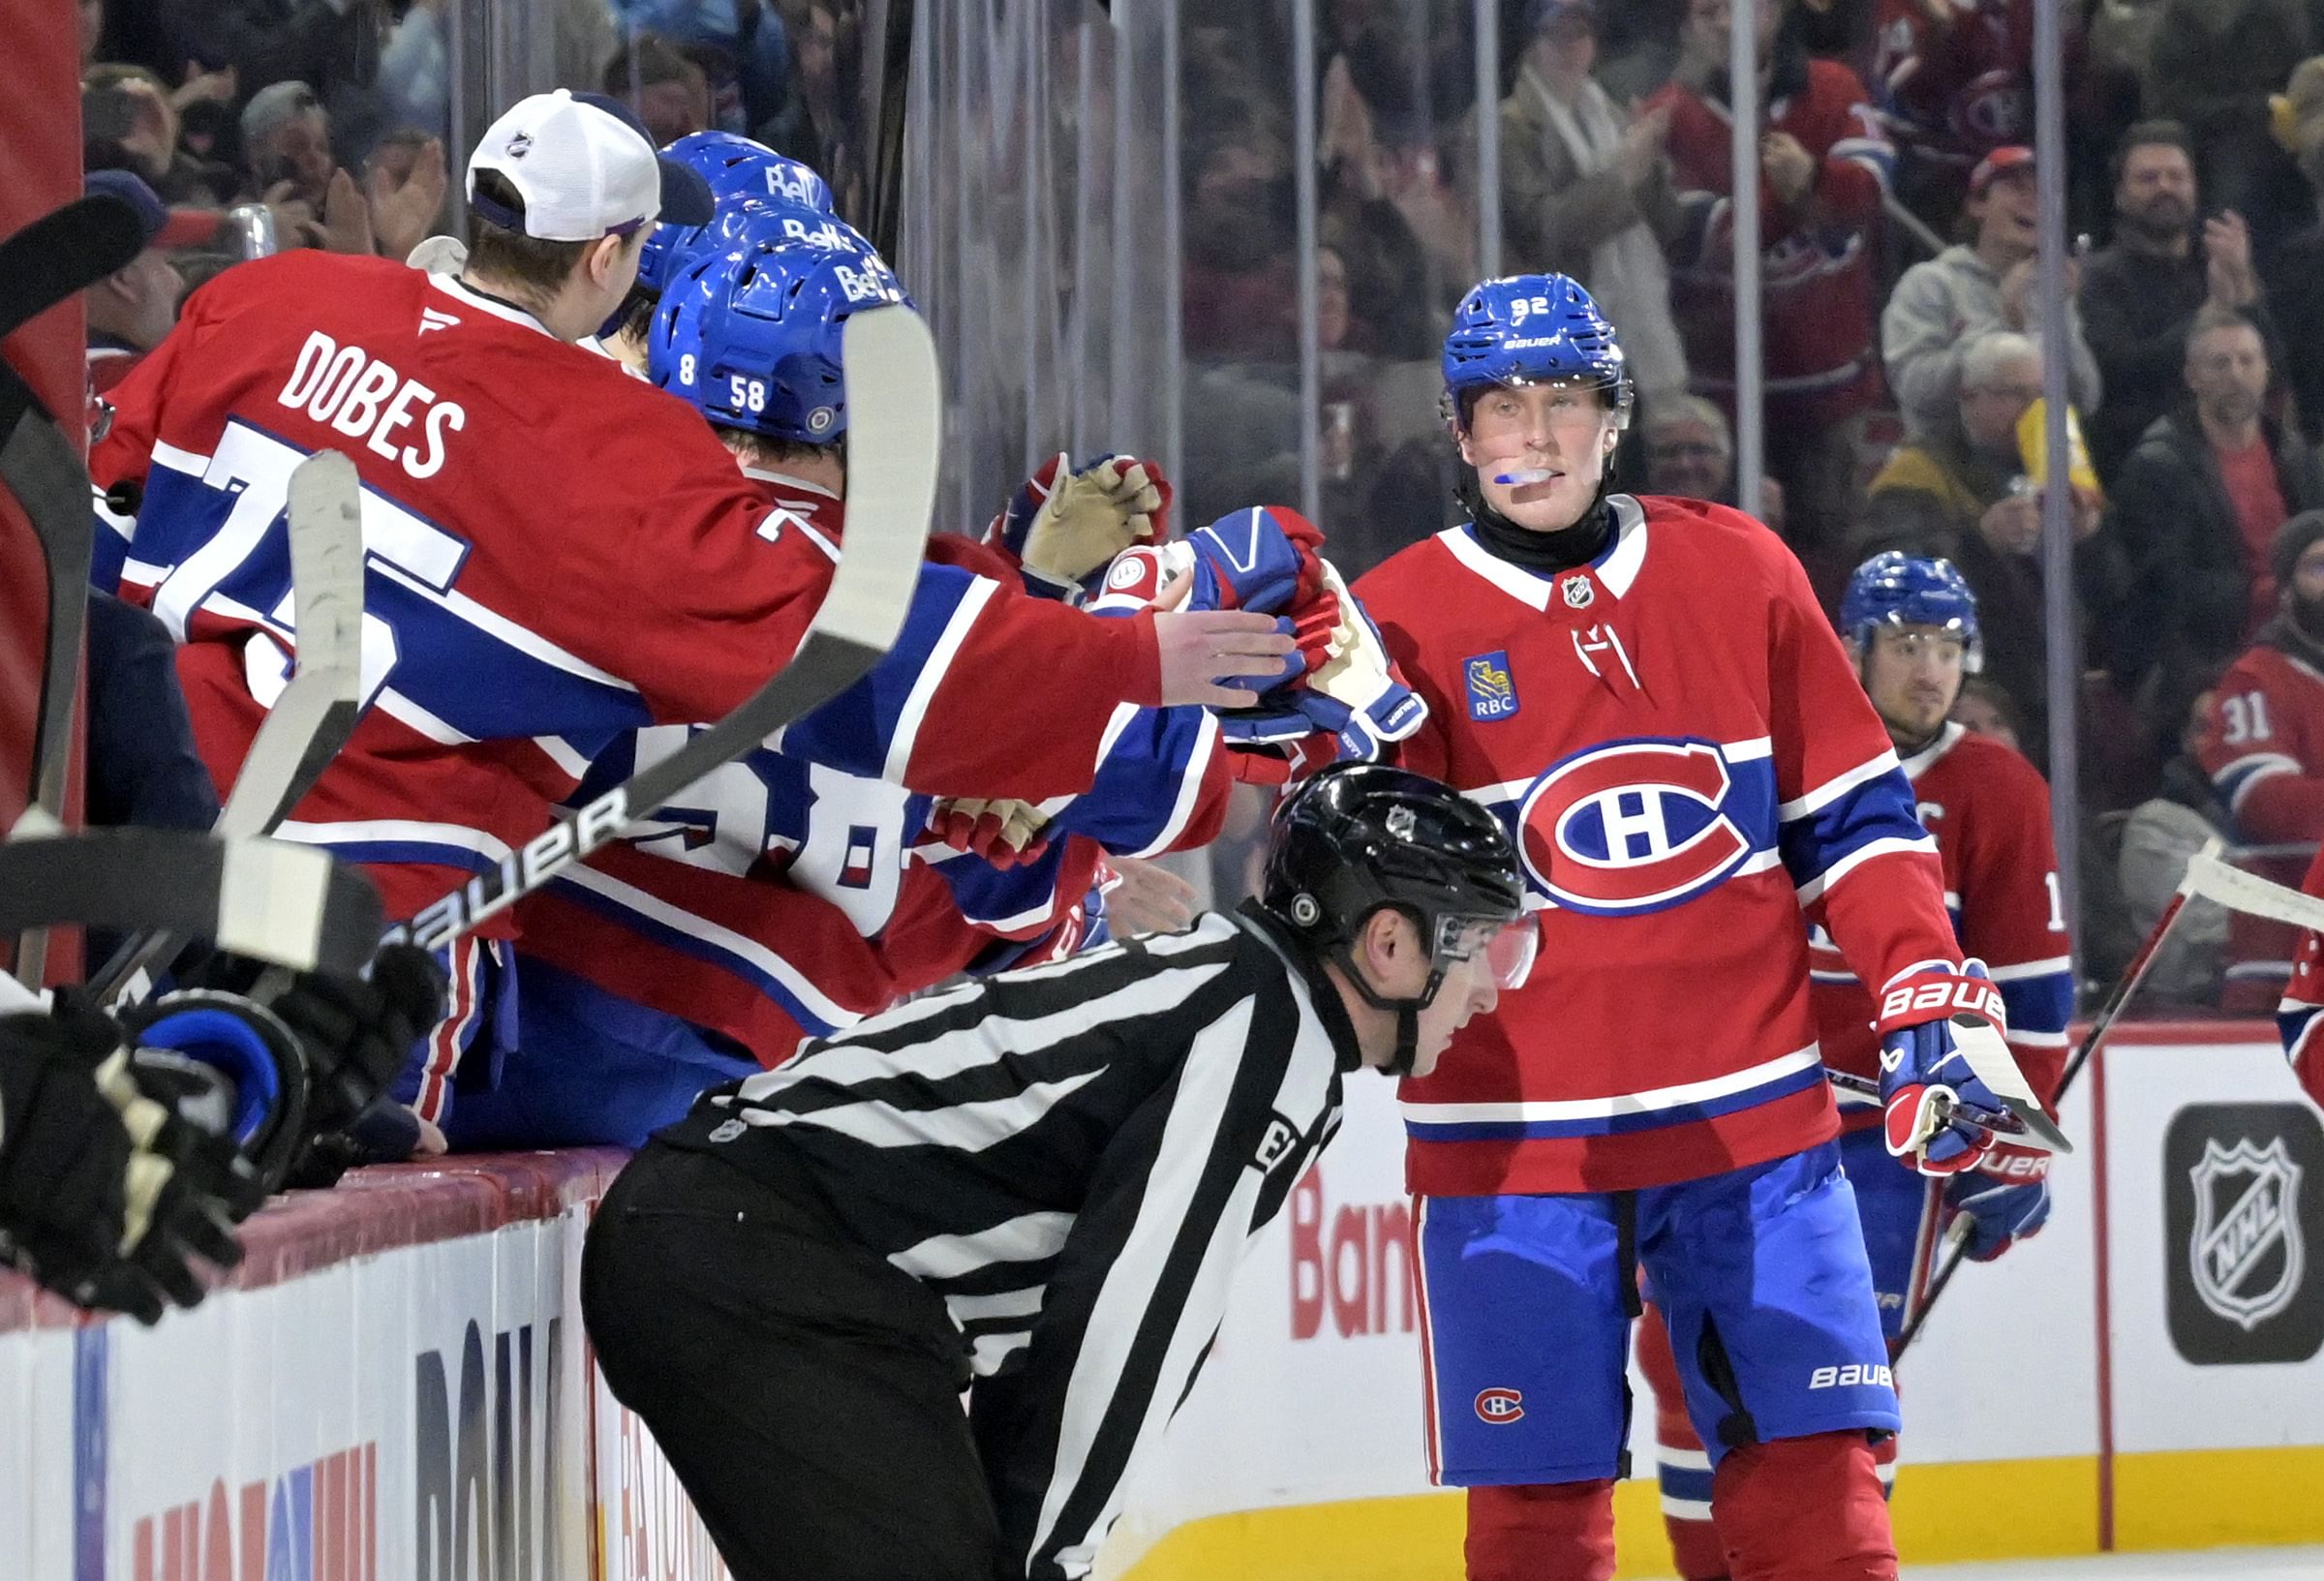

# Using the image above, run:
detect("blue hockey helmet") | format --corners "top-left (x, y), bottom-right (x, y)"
top-left (1840, 552), bottom-right (1983, 671)
top-left (649, 234), bottom-right (909, 443)
top-left (1441, 273), bottom-right (1632, 430)
top-left (637, 197), bottom-right (871, 303)
top-left (662, 130), bottom-right (835, 213)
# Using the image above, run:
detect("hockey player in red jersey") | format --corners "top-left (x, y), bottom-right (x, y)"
top-left (478, 224), bottom-right (1371, 1147)
top-left (1638, 553), bottom-right (2071, 1578)
top-left (1352, 274), bottom-right (2044, 1581)
top-left (88, 89), bottom-right (1293, 1155)
top-left (2194, 513), bottom-right (2324, 1012)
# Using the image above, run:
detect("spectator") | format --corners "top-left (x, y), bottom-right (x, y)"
top-left (2145, 0), bottom-right (2310, 253)
top-left (242, 79), bottom-right (334, 209)
top-left (2107, 306), bottom-right (2323, 730)
top-left (1953, 673), bottom-right (2027, 754)
top-left (604, 32), bottom-right (713, 147)
top-left (2081, 121), bottom-right (2267, 479)
top-left (1863, 331), bottom-right (2119, 745)
top-left (2261, 55), bottom-right (2324, 440)
top-left (1498, 0), bottom-right (1688, 406)
top-left (1649, 0), bottom-right (1895, 586)
top-left (82, 64), bottom-right (234, 205)
top-left (1639, 392), bottom-right (1787, 533)
top-left (2119, 675), bottom-right (2232, 1006)
top-left (80, 170), bottom-right (192, 398)
top-left (379, 0), bottom-right (451, 140)
top-left (159, 0), bottom-right (378, 131)
top-left (1868, 0), bottom-right (2036, 232)
top-left (1881, 146), bottom-right (2100, 444)
top-left (756, 1), bottom-right (855, 205)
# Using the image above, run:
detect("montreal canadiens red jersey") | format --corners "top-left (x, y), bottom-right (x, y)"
top-left (1356, 496), bottom-right (1963, 1195)
top-left (1809, 722), bottom-right (2072, 1129)
top-left (91, 252), bottom-right (1162, 927)
top-left (1649, 58), bottom-right (1894, 423)
top-left (2194, 641), bottom-right (2324, 1008)
top-left (510, 483), bottom-right (1230, 1064)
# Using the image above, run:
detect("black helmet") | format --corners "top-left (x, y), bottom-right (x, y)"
top-left (1262, 763), bottom-right (1527, 1072)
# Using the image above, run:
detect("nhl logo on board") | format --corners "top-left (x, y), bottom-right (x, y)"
top-left (1560, 574), bottom-right (1594, 610)
top-left (2187, 1137), bottom-right (2304, 1331)
top-left (1474, 1387), bottom-right (1524, 1423)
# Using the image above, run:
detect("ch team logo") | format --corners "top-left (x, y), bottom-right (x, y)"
top-left (1516, 737), bottom-right (1753, 915)
top-left (1474, 1387), bottom-right (1525, 1423)
top-left (2188, 1138), bottom-right (2305, 1331)
top-left (1464, 652), bottom-right (1518, 721)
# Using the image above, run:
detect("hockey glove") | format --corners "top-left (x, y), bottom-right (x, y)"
top-left (1876, 959), bottom-right (2012, 1176)
top-left (1219, 563), bottom-right (1425, 761)
top-left (929, 797), bottom-right (1055, 869)
top-left (0, 992), bottom-right (257, 1324)
top-left (986, 453), bottom-right (1174, 596)
top-left (1184, 506), bottom-right (1327, 617)
top-left (264, 945), bottom-right (447, 1134)
top-left (1942, 1144), bottom-right (2051, 1262)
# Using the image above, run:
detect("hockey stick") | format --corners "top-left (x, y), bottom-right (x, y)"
top-left (0, 196), bottom-right (150, 345)
top-left (0, 828), bottom-right (383, 980)
top-left (385, 303), bottom-right (937, 952)
top-left (0, 195), bottom-right (150, 982)
top-left (87, 451), bottom-right (368, 1004)
top-left (1889, 838), bottom-right (2229, 1355)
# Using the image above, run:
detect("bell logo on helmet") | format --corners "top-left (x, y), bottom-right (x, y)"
top-left (1561, 575), bottom-right (1594, 610)
top-left (1474, 1387), bottom-right (1525, 1422)
top-left (1516, 738), bottom-right (1754, 915)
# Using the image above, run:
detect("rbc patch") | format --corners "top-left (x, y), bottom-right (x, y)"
top-left (1464, 652), bottom-right (1519, 721)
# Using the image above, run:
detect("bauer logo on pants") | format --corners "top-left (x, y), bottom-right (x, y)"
top-left (1474, 1387), bottom-right (1524, 1423)
top-left (2164, 1103), bottom-right (2324, 1365)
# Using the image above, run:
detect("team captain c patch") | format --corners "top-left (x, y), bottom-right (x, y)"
top-left (1465, 652), bottom-right (1518, 721)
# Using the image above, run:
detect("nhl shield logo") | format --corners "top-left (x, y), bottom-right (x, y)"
top-left (1560, 574), bottom-right (1594, 610)
top-left (2188, 1138), bottom-right (2305, 1331)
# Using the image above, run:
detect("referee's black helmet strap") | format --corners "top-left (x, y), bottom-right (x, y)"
top-left (1259, 762), bottom-right (1522, 1069)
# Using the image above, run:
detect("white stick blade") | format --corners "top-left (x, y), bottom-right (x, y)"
top-left (817, 305), bottom-right (939, 652)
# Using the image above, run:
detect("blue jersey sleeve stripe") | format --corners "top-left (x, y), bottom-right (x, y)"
top-left (780, 562), bottom-right (983, 776)
top-left (1999, 972), bottom-right (2074, 1039)
top-left (1778, 765), bottom-right (1931, 897)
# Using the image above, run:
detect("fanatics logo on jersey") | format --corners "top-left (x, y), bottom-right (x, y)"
top-left (1473, 1387), bottom-right (1525, 1423)
top-left (1464, 652), bottom-right (1519, 721)
top-left (1560, 574), bottom-right (1594, 610)
top-left (1516, 737), bottom-right (1754, 915)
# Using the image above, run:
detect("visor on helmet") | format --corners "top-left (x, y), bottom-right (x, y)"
top-left (1433, 912), bottom-right (1537, 991)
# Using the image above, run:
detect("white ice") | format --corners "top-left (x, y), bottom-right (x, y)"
top-left (1914, 1549), bottom-right (2324, 1579)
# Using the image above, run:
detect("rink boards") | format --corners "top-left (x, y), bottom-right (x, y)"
top-left (0, 1029), bottom-right (2316, 1581)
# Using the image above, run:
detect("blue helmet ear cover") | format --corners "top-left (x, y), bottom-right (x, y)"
top-left (119, 993), bottom-right (311, 1195)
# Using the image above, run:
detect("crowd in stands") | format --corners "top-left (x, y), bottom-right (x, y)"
top-left (74, 0), bottom-right (2324, 1011)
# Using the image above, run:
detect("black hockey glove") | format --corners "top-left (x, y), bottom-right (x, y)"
top-left (265, 944), bottom-right (446, 1131)
top-left (0, 991), bottom-right (260, 1324)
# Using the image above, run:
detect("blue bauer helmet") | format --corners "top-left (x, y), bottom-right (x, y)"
top-left (1441, 273), bottom-right (1633, 431)
top-left (1840, 551), bottom-right (1984, 672)
top-left (649, 235), bottom-right (909, 444)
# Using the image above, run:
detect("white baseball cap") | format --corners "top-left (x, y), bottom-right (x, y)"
top-left (467, 89), bottom-right (715, 242)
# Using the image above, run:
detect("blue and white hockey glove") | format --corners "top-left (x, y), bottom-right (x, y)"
top-left (1219, 561), bottom-right (1425, 762)
top-left (1184, 505), bottom-right (1326, 616)
top-left (1876, 959), bottom-right (2011, 1177)
top-left (1942, 1145), bottom-right (2051, 1262)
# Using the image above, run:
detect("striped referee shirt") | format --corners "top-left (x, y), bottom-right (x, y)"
top-left (664, 902), bottom-right (1361, 1580)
